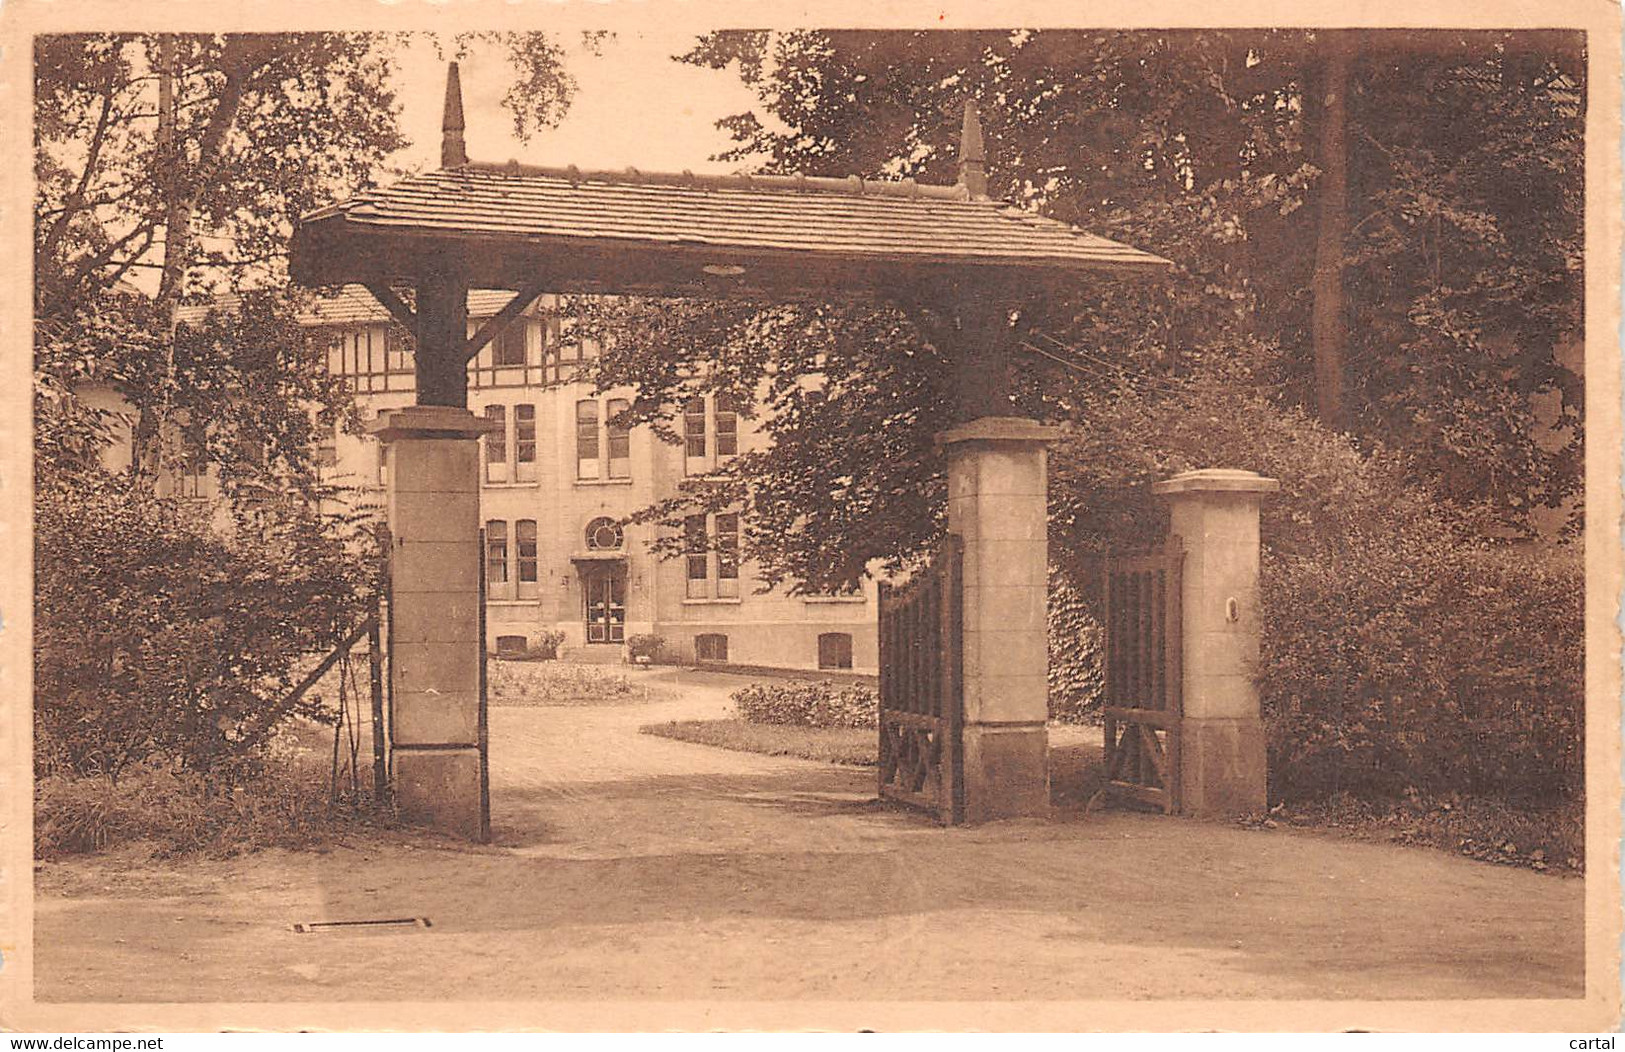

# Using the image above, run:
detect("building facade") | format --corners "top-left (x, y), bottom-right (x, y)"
top-left (307, 287), bottom-right (878, 673)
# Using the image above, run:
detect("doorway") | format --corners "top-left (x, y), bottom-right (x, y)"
top-left (583, 567), bottom-right (626, 644)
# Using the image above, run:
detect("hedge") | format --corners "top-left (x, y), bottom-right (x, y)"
top-left (733, 680), bottom-right (879, 729)
top-left (1260, 539), bottom-right (1582, 802)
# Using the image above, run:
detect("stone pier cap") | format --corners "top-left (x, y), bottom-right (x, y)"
top-left (1152, 468), bottom-right (1280, 496)
top-left (366, 404), bottom-right (499, 442)
top-left (935, 416), bottom-right (1061, 448)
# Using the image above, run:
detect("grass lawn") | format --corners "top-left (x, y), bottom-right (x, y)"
top-left (641, 719), bottom-right (877, 766)
top-left (639, 719), bottom-right (1109, 782)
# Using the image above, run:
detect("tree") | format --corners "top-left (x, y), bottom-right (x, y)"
top-left (34, 31), bottom-right (590, 492)
top-left (672, 29), bottom-right (1584, 534)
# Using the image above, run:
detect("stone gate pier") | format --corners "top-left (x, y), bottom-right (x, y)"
top-left (1154, 468), bottom-right (1279, 815)
top-left (371, 406), bottom-right (496, 841)
top-left (939, 417), bottom-right (1059, 823)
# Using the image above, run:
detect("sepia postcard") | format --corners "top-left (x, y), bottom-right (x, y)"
top-left (1, 0), bottom-right (1620, 1034)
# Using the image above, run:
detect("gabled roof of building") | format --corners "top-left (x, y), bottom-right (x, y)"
top-left (174, 286), bottom-right (530, 328)
top-left (295, 285), bottom-right (521, 325)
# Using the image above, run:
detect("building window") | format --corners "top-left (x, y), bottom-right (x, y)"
top-left (715, 513), bottom-right (740, 599)
top-left (683, 397), bottom-right (706, 460)
top-left (493, 321), bottom-right (526, 366)
top-left (576, 400), bottom-right (600, 479)
top-left (384, 325), bottom-right (412, 372)
top-left (575, 397), bottom-right (633, 482)
top-left (485, 520), bottom-right (508, 591)
top-left (515, 404), bottom-right (536, 482)
top-left (516, 519), bottom-right (538, 599)
top-left (682, 511), bottom-right (743, 599)
top-left (684, 514), bottom-right (708, 599)
top-left (607, 398), bottom-right (631, 479)
top-left (818, 633), bottom-right (854, 670)
top-left (685, 393), bottom-right (743, 474)
top-left (586, 517), bottom-right (623, 551)
top-left (177, 428), bottom-right (208, 499)
top-left (715, 394), bottom-right (739, 457)
top-left (481, 403), bottom-right (534, 485)
top-left (695, 633), bottom-right (728, 663)
top-left (484, 405), bottom-right (508, 483)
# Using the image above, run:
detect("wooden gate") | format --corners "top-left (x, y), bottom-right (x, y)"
top-left (1100, 539), bottom-right (1184, 813)
top-left (877, 536), bottom-right (964, 824)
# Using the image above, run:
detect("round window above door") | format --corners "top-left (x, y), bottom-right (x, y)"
top-left (586, 517), bottom-right (624, 551)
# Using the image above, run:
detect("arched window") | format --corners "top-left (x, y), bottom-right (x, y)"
top-left (585, 517), bottom-right (623, 551)
top-left (818, 632), bottom-right (853, 670)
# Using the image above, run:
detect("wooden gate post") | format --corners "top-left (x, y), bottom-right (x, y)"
top-left (937, 416), bottom-right (1059, 822)
top-left (1152, 468), bottom-right (1280, 816)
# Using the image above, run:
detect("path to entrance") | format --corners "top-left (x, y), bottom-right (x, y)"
top-left (35, 669), bottom-right (1583, 1006)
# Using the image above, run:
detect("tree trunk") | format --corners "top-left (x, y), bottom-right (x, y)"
top-left (133, 33), bottom-right (179, 485)
top-left (144, 36), bottom-right (257, 483)
top-left (1309, 30), bottom-right (1351, 431)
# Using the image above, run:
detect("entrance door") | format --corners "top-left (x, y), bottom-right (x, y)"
top-left (583, 568), bottom-right (626, 644)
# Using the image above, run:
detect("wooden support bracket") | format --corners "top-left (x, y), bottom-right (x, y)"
top-left (363, 282), bottom-right (418, 331)
top-left (364, 277), bottom-right (553, 373)
top-left (462, 279), bottom-right (551, 364)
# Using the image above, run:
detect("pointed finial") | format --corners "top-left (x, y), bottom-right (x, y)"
top-left (957, 99), bottom-right (988, 198)
top-left (442, 62), bottom-right (468, 168)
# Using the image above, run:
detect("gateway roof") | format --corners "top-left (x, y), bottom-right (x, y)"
top-left (296, 162), bottom-right (1169, 277)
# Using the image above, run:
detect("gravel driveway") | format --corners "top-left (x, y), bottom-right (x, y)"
top-left (30, 667), bottom-right (1587, 1019)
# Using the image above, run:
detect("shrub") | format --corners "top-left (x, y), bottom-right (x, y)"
top-left (33, 473), bottom-right (371, 781)
top-left (1261, 540), bottom-right (1582, 802)
top-left (532, 630), bottom-right (566, 660)
top-left (487, 660), bottom-right (648, 704)
top-left (733, 679), bottom-right (878, 729)
top-left (626, 633), bottom-right (665, 662)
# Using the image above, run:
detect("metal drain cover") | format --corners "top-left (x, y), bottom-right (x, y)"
top-left (292, 917), bottom-right (432, 933)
